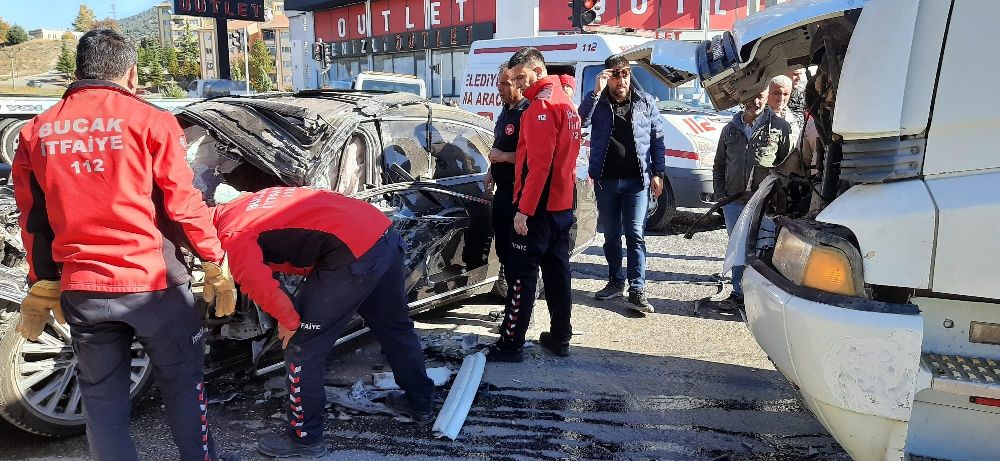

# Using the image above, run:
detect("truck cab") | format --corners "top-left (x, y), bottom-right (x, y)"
top-left (461, 34), bottom-right (732, 229)
top-left (640, 0), bottom-right (1000, 458)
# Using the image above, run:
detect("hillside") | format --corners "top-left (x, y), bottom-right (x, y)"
top-left (119, 6), bottom-right (160, 44)
top-left (0, 39), bottom-right (69, 80)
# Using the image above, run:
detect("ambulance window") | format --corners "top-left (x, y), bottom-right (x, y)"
top-left (546, 64), bottom-right (576, 77)
top-left (581, 64), bottom-right (675, 103)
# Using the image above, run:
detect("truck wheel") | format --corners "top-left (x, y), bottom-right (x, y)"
top-left (646, 182), bottom-right (678, 231)
top-left (492, 265), bottom-right (545, 300)
top-left (0, 313), bottom-right (154, 437)
top-left (0, 119), bottom-right (27, 165)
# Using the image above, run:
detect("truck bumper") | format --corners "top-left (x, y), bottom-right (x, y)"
top-left (741, 262), bottom-right (923, 461)
top-left (666, 167), bottom-right (714, 208)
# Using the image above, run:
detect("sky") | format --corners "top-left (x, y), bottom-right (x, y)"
top-left (1, 0), bottom-right (163, 30)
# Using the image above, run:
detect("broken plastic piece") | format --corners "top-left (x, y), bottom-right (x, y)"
top-left (433, 352), bottom-right (486, 440)
top-left (373, 367), bottom-right (452, 390)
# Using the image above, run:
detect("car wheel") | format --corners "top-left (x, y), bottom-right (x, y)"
top-left (0, 313), bottom-right (154, 437)
top-left (492, 264), bottom-right (545, 300)
top-left (646, 182), bottom-right (678, 231)
top-left (0, 119), bottom-right (28, 165)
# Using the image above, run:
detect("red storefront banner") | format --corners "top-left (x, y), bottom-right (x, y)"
top-left (316, 0), bottom-right (495, 42)
top-left (539, 0), bottom-right (754, 32)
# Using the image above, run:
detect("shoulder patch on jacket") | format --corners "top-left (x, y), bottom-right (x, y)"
top-left (537, 86), bottom-right (553, 100)
top-left (537, 114), bottom-right (547, 121)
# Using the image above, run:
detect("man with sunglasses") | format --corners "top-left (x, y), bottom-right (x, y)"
top-left (579, 55), bottom-right (666, 313)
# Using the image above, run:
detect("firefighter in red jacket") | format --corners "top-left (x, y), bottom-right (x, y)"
top-left (487, 47), bottom-right (582, 362)
top-left (12, 30), bottom-right (236, 461)
top-left (210, 186), bottom-right (435, 458)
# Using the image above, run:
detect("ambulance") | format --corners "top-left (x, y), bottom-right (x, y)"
top-left (460, 34), bottom-right (731, 229)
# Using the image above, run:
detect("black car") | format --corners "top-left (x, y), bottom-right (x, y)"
top-left (0, 90), bottom-right (597, 436)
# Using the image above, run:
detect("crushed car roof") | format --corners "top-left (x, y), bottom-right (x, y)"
top-left (178, 91), bottom-right (487, 186)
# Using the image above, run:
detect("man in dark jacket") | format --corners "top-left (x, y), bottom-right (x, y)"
top-left (713, 87), bottom-right (791, 306)
top-left (487, 47), bottom-right (581, 362)
top-left (484, 63), bottom-right (530, 287)
top-left (211, 187), bottom-right (435, 458)
top-left (578, 55), bottom-right (666, 312)
top-left (13, 29), bottom-right (237, 461)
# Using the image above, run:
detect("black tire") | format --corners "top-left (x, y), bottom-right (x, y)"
top-left (645, 182), bottom-right (679, 231)
top-left (0, 313), bottom-right (154, 437)
top-left (0, 119), bottom-right (27, 165)
top-left (492, 264), bottom-right (545, 300)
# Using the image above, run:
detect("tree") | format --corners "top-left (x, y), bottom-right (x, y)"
top-left (176, 25), bottom-right (201, 80)
top-left (6, 25), bottom-right (28, 46)
top-left (137, 41), bottom-right (164, 88)
top-left (160, 43), bottom-right (179, 78)
top-left (61, 31), bottom-right (76, 41)
top-left (0, 17), bottom-right (10, 44)
top-left (248, 40), bottom-right (275, 93)
top-left (230, 54), bottom-right (245, 82)
top-left (92, 18), bottom-right (119, 31)
top-left (72, 5), bottom-right (98, 32)
top-left (55, 40), bottom-right (77, 77)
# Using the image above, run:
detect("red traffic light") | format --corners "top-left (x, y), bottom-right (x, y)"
top-left (583, 0), bottom-right (595, 8)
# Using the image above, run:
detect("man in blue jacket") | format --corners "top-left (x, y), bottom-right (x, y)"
top-left (579, 55), bottom-right (665, 313)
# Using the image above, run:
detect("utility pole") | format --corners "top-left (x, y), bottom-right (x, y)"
top-left (216, 18), bottom-right (232, 79)
top-left (243, 27), bottom-right (250, 92)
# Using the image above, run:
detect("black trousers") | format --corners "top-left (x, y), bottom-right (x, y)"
top-left (283, 229), bottom-right (434, 444)
top-left (499, 210), bottom-right (574, 347)
top-left (61, 284), bottom-right (216, 461)
top-left (492, 184), bottom-right (515, 283)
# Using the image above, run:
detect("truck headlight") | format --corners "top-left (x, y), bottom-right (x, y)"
top-left (771, 221), bottom-right (865, 298)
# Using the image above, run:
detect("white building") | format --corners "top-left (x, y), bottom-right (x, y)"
top-left (29, 29), bottom-right (83, 41)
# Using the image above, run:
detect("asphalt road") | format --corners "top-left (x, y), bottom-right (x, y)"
top-left (0, 71), bottom-right (69, 92)
top-left (0, 212), bottom-right (849, 460)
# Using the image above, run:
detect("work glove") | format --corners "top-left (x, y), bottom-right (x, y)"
top-left (202, 258), bottom-right (237, 318)
top-left (17, 280), bottom-right (65, 341)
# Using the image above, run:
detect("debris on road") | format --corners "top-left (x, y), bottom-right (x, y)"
top-left (324, 380), bottom-right (397, 416)
top-left (374, 367), bottom-right (452, 390)
top-left (433, 351), bottom-right (486, 440)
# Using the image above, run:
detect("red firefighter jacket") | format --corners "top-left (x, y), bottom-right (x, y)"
top-left (13, 80), bottom-right (225, 292)
top-left (513, 75), bottom-right (582, 216)
top-left (211, 187), bottom-right (391, 330)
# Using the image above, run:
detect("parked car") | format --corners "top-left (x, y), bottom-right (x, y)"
top-left (353, 72), bottom-right (427, 98)
top-left (186, 78), bottom-right (253, 98)
top-left (25, 80), bottom-right (43, 88)
top-left (0, 90), bottom-right (597, 436)
top-left (640, 0), bottom-right (1000, 459)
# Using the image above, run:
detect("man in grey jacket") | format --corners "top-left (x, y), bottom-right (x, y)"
top-left (579, 55), bottom-right (666, 313)
top-left (713, 87), bottom-right (791, 306)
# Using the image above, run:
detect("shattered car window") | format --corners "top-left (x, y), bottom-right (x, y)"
top-left (328, 134), bottom-right (369, 195)
top-left (382, 119), bottom-right (432, 180)
top-left (430, 122), bottom-right (488, 179)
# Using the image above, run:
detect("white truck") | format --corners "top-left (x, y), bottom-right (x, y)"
top-left (460, 34), bottom-right (730, 229)
top-left (637, 0), bottom-right (1000, 458)
top-left (353, 71), bottom-right (427, 98)
top-left (0, 96), bottom-right (201, 165)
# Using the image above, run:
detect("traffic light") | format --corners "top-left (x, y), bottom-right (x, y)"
top-left (569, 0), bottom-right (598, 28)
top-left (229, 31), bottom-right (243, 53)
top-left (312, 40), bottom-right (325, 63)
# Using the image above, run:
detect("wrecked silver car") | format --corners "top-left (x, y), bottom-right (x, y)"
top-left (0, 91), bottom-right (597, 436)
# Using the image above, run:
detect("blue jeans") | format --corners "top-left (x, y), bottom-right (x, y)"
top-left (596, 177), bottom-right (649, 291)
top-left (722, 201), bottom-right (746, 296)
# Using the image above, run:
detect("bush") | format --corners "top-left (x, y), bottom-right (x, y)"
top-left (159, 81), bottom-right (187, 99)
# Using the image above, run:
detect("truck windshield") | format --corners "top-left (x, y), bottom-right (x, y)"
top-left (581, 64), bottom-right (723, 114)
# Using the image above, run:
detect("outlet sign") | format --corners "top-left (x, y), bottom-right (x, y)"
top-left (172, 0), bottom-right (266, 22)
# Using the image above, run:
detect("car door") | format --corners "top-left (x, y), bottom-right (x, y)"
top-left (377, 117), bottom-right (495, 303)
